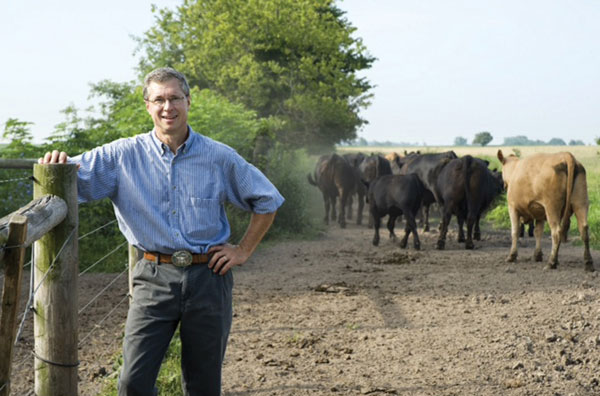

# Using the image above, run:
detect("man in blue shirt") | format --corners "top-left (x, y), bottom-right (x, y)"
top-left (39, 67), bottom-right (284, 395)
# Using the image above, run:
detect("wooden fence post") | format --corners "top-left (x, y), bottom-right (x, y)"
top-left (32, 164), bottom-right (79, 396)
top-left (128, 244), bottom-right (142, 301)
top-left (0, 215), bottom-right (28, 396)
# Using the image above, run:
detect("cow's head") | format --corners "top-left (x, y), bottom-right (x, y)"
top-left (497, 150), bottom-right (519, 188)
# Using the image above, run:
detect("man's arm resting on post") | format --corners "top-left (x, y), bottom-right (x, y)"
top-left (208, 211), bottom-right (276, 275)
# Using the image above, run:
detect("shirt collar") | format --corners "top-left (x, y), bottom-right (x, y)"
top-left (150, 126), bottom-right (196, 156)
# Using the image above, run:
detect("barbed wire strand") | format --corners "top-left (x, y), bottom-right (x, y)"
top-left (14, 251), bottom-right (35, 346)
top-left (0, 176), bottom-right (32, 184)
top-left (78, 266), bottom-right (128, 316)
top-left (79, 241), bottom-right (128, 276)
top-left (78, 293), bottom-right (129, 347)
top-left (32, 228), bottom-right (76, 296)
top-left (78, 219), bottom-right (117, 240)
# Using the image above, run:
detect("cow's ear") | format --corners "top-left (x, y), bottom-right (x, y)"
top-left (497, 150), bottom-right (505, 164)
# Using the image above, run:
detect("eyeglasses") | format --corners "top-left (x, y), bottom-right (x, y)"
top-left (145, 96), bottom-right (186, 107)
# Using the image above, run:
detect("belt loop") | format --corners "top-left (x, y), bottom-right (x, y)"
top-left (154, 253), bottom-right (160, 264)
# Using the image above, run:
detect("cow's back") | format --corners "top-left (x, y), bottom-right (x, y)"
top-left (504, 152), bottom-right (581, 220)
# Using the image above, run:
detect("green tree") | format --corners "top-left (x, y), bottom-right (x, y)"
top-left (548, 138), bottom-right (566, 145)
top-left (454, 136), bottom-right (467, 146)
top-left (0, 119), bottom-right (46, 216)
top-left (134, 0), bottom-right (375, 151)
top-left (1, 118), bottom-right (44, 158)
top-left (472, 131), bottom-right (493, 146)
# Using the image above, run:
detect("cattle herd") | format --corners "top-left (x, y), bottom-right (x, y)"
top-left (307, 149), bottom-right (594, 272)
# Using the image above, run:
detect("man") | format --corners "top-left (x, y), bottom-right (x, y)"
top-left (39, 67), bottom-right (284, 395)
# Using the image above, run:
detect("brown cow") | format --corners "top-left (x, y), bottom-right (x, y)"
top-left (497, 150), bottom-right (593, 271)
top-left (308, 153), bottom-right (357, 228)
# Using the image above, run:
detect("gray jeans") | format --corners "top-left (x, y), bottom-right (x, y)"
top-left (118, 258), bottom-right (233, 396)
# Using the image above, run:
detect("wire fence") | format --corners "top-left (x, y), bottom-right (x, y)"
top-left (1, 213), bottom-right (131, 394)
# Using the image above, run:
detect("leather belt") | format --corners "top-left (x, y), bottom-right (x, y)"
top-left (143, 251), bottom-right (210, 267)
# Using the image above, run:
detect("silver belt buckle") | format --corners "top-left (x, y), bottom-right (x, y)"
top-left (172, 250), bottom-right (193, 267)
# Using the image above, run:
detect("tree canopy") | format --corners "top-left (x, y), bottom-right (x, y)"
top-left (472, 131), bottom-right (493, 146)
top-left (134, 0), bottom-right (375, 151)
top-left (454, 136), bottom-right (467, 146)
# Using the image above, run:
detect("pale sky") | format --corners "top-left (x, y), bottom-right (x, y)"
top-left (1, 0), bottom-right (599, 146)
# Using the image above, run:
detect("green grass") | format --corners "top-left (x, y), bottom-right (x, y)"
top-left (99, 331), bottom-right (185, 395)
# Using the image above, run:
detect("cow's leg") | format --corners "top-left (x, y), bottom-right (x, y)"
top-left (346, 195), bottom-right (353, 220)
top-left (533, 219), bottom-right (544, 262)
top-left (519, 222), bottom-right (525, 238)
top-left (571, 179), bottom-right (594, 271)
top-left (423, 203), bottom-right (431, 232)
top-left (437, 209), bottom-right (452, 250)
top-left (331, 196), bottom-right (337, 223)
top-left (561, 217), bottom-right (570, 242)
top-left (338, 191), bottom-right (348, 228)
top-left (528, 221), bottom-right (534, 237)
top-left (464, 213), bottom-right (475, 250)
top-left (405, 213), bottom-right (420, 250)
top-left (372, 211), bottom-right (381, 246)
top-left (387, 215), bottom-right (397, 242)
top-left (322, 192), bottom-right (330, 224)
top-left (506, 205), bottom-right (520, 262)
top-left (416, 206), bottom-right (425, 229)
top-left (457, 215), bottom-right (466, 243)
top-left (474, 214), bottom-right (482, 241)
top-left (356, 192), bottom-right (364, 226)
top-left (546, 213), bottom-right (562, 269)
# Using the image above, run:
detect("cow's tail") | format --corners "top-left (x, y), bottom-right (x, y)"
top-left (307, 172), bottom-right (317, 186)
top-left (463, 155), bottom-right (474, 213)
top-left (560, 153), bottom-right (576, 238)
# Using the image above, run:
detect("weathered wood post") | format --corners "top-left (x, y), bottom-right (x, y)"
top-left (0, 215), bottom-right (27, 396)
top-left (33, 164), bottom-right (79, 396)
top-left (128, 244), bottom-right (142, 300)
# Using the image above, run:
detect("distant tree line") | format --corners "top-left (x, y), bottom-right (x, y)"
top-left (453, 133), bottom-right (588, 147)
top-left (340, 137), bottom-right (421, 147)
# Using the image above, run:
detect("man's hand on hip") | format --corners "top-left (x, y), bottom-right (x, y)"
top-left (207, 244), bottom-right (250, 275)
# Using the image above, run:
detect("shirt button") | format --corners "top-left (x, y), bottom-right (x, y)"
top-left (173, 186), bottom-right (176, 190)
top-left (172, 210), bottom-right (177, 215)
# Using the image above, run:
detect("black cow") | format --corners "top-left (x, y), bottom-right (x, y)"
top-left (398, 151), bottom-right (458, 231)
top-left (342, 152), bottom-right (367, 224)
top-left (359, 154), bottom-right (393, 187)
top-left (308, 153), bottom-right (357, 228)
top-left (368, 174), bottom-right (425, 250)
top-left (359, 154), bottom-right (393, 227)
top-left (434, 155), bottom-right (504, 249)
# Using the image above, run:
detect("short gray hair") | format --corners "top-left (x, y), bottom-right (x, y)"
top-left (143, 67), bottom-right (190, 100)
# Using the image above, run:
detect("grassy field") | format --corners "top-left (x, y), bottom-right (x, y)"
top-left (338, 145), bottom-right (600, 249)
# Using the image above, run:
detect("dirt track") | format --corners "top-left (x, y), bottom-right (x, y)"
top-left (4, 219), bottom-right (600, 395)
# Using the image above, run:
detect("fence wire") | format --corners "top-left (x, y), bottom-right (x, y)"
top-left (32, 228), bottom-right (76, 295)
top-left (78, 219), bottom-right (118, 240)
top-left (79, 241), bottom-right (127, 276)
top-left (78, 293), bottom-right (129, 347)
top-left (78, 266), bottom-right (128, 316)
top-left (0, 176), bottom-right (33, 184)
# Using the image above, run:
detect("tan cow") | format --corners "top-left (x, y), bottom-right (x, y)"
top-left (497, 150), bottom-right (593, 271)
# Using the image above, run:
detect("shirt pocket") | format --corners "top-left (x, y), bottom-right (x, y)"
top-left (183, 198), bottom-right (221, 241)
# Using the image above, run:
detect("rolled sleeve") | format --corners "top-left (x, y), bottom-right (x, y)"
top-left (225, 153), bottom-right (284, 214)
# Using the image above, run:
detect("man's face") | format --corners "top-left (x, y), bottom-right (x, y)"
top-left (145, 78), bottom-right (190, 137)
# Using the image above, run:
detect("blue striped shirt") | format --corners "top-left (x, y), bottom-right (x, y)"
top-left (71, 128), bottom-right (284, 254)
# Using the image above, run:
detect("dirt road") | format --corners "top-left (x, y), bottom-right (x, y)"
top-left (5, 220), bottom-right (600, 395)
